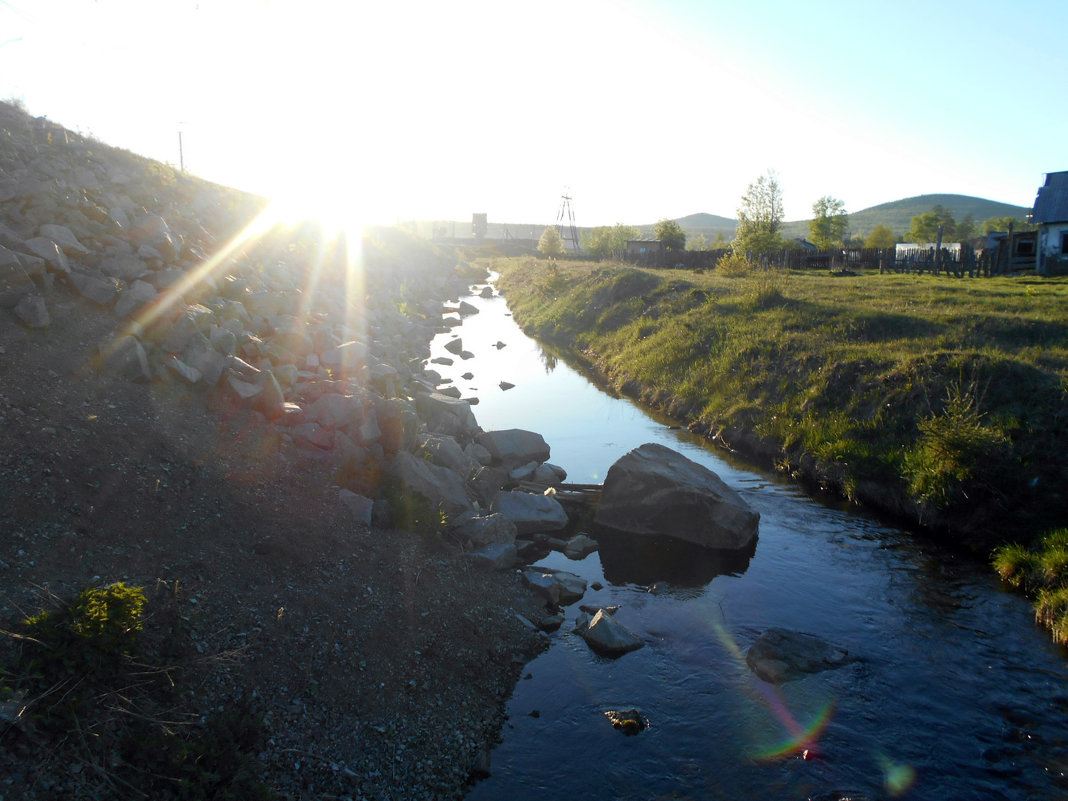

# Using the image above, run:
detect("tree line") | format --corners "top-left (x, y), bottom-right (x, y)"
top-left (539, 172), bottom-right (1035, 259)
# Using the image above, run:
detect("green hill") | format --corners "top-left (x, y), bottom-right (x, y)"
top-left (678, 194), bottom-right (1032, 244)
top-left (412, 194), bottom-right (1032, 247)
top-left (832, 194), bottom-right (1031, 240)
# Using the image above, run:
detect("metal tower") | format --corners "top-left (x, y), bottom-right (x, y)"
top-left (555, 192), bottom-right (581, 253)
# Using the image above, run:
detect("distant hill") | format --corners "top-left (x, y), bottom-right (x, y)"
top-left (412, 194), bottom-right (1032, 246)
top-left (780, 194), bottom-right (1031, 241)
top-left (669, 194), bottom-right (1031, 243)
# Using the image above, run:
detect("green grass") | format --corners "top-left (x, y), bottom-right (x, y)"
top-left (493, 257), bottom-right (1068, 544)
top-left (494, 256), bottom-right (1068, 641)
top-left (995, 529), bottom-right (1068, 644)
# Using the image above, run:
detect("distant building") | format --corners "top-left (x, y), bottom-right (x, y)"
top-left (472, 213), bottom-right (488, 240)
top-left (895, 242), bottom-right (962, 260)
top-left (983, 230), bottom-right (1037, 273)
top-left (626, 239), bottom-right (664, 258)
top-left (1032, 171), bottom-right (1068, 275)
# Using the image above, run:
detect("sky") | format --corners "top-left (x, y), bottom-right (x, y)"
top-left (1, 0), bottom-right (1066, 229)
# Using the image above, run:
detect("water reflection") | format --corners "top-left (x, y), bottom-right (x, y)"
top-left (538, 347), bottom-right (558, 373)
top-left (592, 526), bottom-right (756, 588)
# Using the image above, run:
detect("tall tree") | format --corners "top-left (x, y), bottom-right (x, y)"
top-left (582, 223), bottom-right (639, 258)
top-left (930, 204), bottom-right (957, 239)
top-left (654, 218), bottom-right (687, 251)
top-left (808, 196), bottom-right (848, 250)
top-left (908, 205), bottom-right (959, 242)
top-left (956, 213), bottom-right (977, 242)
top-left (864, 224), bottom-right (896, 248)
top-left (983, 215), bottom-right (1035, 234)
top-left (538, 226), bottom-right (565, 259)
top-left (906, 211), bottom-right (942, 243)
top-left (735, 171), bottom-right (785, 254)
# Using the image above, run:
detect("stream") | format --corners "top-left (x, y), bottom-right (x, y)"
top-left (428, 276), bottom-right (1068, 801)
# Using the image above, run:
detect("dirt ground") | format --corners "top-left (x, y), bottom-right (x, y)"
top-left (0, 291), bottom-right (549, 799)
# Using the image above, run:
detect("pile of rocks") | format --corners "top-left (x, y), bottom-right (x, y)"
top-left (0, 101), bottom-right (578, 549)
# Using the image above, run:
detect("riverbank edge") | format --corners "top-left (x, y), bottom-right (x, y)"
top-left (492, 261), bottom-right (1003, 553)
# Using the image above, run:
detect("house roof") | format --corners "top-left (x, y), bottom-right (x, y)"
top-left (1032, 171), bottom-right (1068, 224)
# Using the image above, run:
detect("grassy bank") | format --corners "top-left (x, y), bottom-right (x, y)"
top-left (491, 255), bottom-right (1068, 631)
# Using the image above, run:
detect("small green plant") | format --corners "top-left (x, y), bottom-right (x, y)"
top-left (1035, 586), bottom-right (1068, 645)
top-left (23, 582), bottom-right (146, 680)
top-left (2, 583), bottom-right (275, 798)
top-left (716, 251), bottom-right (754, 277)
top-left (994, 527), bottom-right (1068, 643)
top-left (902, 379), bottom-right (1011, 509)
top-left (747, 267), bottom-right (788, 309)
top-left (993, 542), bottom-right (1042, 591)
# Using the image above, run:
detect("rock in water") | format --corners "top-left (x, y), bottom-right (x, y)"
top-left (604, 708), bottom-right (648, 735)
top-left (577, 609), bottom-right (644, 656)
top-left (593, 442), bottom-right (758, 549)
top-left (746, 627), bottom-right (854, 683)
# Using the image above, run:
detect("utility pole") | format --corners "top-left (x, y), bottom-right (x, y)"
top-left (177, 127), bottom-right (184, 172)
top-left (555, 191), bottom-right (580, 253)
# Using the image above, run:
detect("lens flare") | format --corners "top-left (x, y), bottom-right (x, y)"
top-left (709, 620), bottom-right (836, 760)
top-left (876, 750), bottom-right (917, 796)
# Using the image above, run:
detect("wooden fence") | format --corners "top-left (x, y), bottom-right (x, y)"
top-left (615, 243), bottom-right (1035, 278)
top-left (615, 247), bottom-right (893, 272)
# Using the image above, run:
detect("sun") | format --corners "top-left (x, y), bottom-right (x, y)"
top-left (259, 172), bottom-right (370, 243)
top-left (252, 174), bottom-right (370, 337)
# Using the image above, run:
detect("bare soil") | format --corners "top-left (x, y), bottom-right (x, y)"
top-left (0, 292), bottom-right (549, 799)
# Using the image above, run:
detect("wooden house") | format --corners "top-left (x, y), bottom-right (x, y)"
top-left (1033, 171), bottom-right (1068, 276)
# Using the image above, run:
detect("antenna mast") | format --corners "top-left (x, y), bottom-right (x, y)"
top-left (555, 191), bottom-right (580, 253)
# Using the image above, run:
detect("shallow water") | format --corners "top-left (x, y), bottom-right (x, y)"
top-left (430, 278), bottom-right (1068, 801)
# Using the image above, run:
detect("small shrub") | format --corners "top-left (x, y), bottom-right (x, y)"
top-left (23, 582), bottom-right (146, 681)
top-left (717, 251), bottom-right (754, 277)
top-left (3, 583), bottom-right (274, 798)
top-left (902, 380), bottom-right (1011, 509)
top-left (748, 268), bottom-right (788, 309)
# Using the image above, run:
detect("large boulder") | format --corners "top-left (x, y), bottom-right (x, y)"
top-left (453, 513), bottom-right (517, 547)
top-left (414, 392), bottom-right (479, 439)
top-left (465, 542), bottom-right (518, 571)
top-left (746, 628), bottom-right (854, 684)
top-left (593, 443), bottom-right (758, 550)
top-left (421, 434), bottom-right (481, 480)
top-left (38, 224), bottom-right (89, 255)
top-left (494, 491), bottom-right (568, 535)
top-left (386, 451), bottom-right (475, 522)
top-left (476, 429), bottom-right (550, 468)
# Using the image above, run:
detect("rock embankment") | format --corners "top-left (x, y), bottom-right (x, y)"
top-left (0, 101), bottom-right (565, 799)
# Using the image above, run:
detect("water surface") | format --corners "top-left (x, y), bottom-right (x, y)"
top-left (429, 279), bottom-right (1068, 801)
